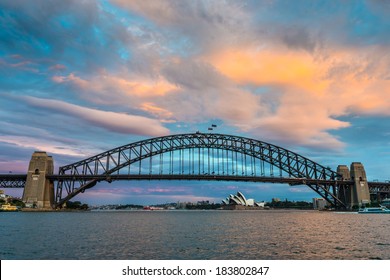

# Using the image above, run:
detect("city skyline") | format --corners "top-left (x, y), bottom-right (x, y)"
top-left (1, 0), bottom-right (390, 205)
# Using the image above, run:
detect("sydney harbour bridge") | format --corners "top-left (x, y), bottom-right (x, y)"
top-left (1, 132), bottom-right (389, 209)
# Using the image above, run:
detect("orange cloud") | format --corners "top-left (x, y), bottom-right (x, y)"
top-left (323, 47), bottom-right (390, 116)
top-left (112, 76), bottom-right (178, 97)
top-left (52, 73), bottom-right (178, 97)
top-left (139, 102), bottom-right (175, 122)
top-left (338, 79), bottom-right (390, 116)
top-left (210, 49), bottom-right (329, 94)
top-left (52, 73), bottom-right (89, 89)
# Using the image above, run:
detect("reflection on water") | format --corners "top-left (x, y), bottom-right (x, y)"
top-left (0, 210), bottom-right (389, 259)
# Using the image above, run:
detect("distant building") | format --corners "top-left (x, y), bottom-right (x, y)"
top-left (197, 200), bottom-right (210, 205)
top-left (0, 190), bottom-right (9, 200)
top-left (256, 201), bottom-right (265, 207)
top-left (222, 191), bottom-right (264, 207)
top-left (176, 201), bottom-right (193, 209)
top-left (313, 198), bottom-right (327, 210)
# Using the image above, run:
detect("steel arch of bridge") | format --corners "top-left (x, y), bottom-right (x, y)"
top-left (55, 133), bottom-right (344, 208)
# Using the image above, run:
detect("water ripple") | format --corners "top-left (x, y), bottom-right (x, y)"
top-left (0, 210), bottom-right (389, 259)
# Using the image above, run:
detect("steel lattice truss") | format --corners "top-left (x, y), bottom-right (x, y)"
top-left (368, 182), bottom-right (390, 194)
top-left (55, 133), bottom-right (346, 208)
top-left (0, 174), bottom-right (27, 188)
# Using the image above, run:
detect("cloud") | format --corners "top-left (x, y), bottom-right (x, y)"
top-left (0, 120), bottom-right (98, 157)
top-left (324, 47), bottom-right (390, 117)
top-left (281, 26), bottom-right (318, 52)
top-left (289, 187), bottom-right (314, 193)
top-left (0, 135), bottom-right (87, 157)
top-left (205, 45), bottom-right (390, 149)
top-left (22, 96), bottom-right (169, 136)
top-left (91, 186), bottom-right (188, 196)
top-left (52, 72), bottom-right (178, 99)
top-left (160, 58), bottom-right (265, 124)
top-left (111, 0), bottom-right (253, 53)
top-left (49, 64), bottom-right (66, 71)
top-left (209, 48), bottom-right (329, 93)
top-left (139, 102), bottom-right (175, 122)
top-left (0, 55), bottom-right (41, 76)
top-left (50, 71), bottom-right (180, 123)
top-left (1, 0), bottom-right (390, 163)
top-left (0, 0), bottom-right (133, 74)
top-left (0, 159), bottom-right (28, 173)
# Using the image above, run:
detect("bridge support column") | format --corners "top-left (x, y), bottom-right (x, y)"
top-left (22, 151), bottom-right (54, 209)
top-left (337, 165), bottom-right (352, 208)
top-left (337, 163), bottom-right (371, 209)
top-left (337, 165), bottom-right (350, 180)
top-left (350, 162), bottom-right (370, 208)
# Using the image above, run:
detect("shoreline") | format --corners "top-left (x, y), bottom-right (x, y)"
top-left (21, 208), bottom-right (90, 212)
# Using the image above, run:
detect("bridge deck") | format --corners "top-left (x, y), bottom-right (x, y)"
top-left (0, 174), bottom-right (27, 188)
top-left (47, 174), bottom-right (344, 185)
top-left (1, 173), bottom-right (389, 187)
top-left (1, 174), bottom-right (390, 194)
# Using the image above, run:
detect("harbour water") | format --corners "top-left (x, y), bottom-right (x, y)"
top-left (1, 210), bottom-right (389, 260)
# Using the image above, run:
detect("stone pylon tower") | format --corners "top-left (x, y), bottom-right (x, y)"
top-left (22, 151), bottom-right (54, 209)
top-left (337, 162), bottom-right (370, 208)
top-left (337, 165), bottom-right (353, 207)
top-left (350, 162), bottom-right (370, 207)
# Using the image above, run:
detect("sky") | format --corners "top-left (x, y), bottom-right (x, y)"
top-left (1, 0), bottom-right (390, 205)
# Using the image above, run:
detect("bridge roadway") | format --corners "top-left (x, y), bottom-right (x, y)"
top-left (1, 173), bottom-right (390, 193)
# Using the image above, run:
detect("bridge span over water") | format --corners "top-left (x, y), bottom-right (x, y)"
top-left (1, 133), bottom-right (389, 209)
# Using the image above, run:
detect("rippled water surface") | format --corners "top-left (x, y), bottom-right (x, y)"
top-left (1, 210), bottom-right (389, 259)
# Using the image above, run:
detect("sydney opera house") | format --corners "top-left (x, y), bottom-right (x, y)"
top-left (222, 191), bottom-right (265, 209)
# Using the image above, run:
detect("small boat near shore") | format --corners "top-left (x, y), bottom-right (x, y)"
top-left (143, 206), bottom-right (164, 210)
top-left (358, 206), bottom-right (390, 214)
top-left (0, 203), bottom-right (19, 212)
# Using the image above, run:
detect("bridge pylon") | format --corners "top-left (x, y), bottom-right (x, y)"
top-left (22, 151), bottom-right (54, 209)
top-left (337, 162), bottom-right (370, 208)
top-left (350, 162), bottom-right (370, 207)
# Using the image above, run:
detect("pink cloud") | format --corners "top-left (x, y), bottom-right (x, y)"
top-left (146, 187), bottom-right (186, 193)
top-left (22, 96), bottom-right (170, 136)
top-left (0, 160), bottom-right (28, 173)
top-left (0, 57), bottom-right (39, 73)
top-left (139, 102), bottom-right (175, 122)
top-left (0, 135), bottom-right (90, 157)
top-left (49, 64), bottom-right (66, 71)
top-left (52, 72), bottom-right (178, 98)
top-left (87, 186), bottom-right (188, 196)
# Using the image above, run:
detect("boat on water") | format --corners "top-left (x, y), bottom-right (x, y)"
top-left (380, 198), bottom-right (390, 207)
top-left (358, 206), bottom-right (390, 214)
top-left (0, 203), bottom-right (19, 212)
top-left (143, 206), bottom-right (164, 210)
